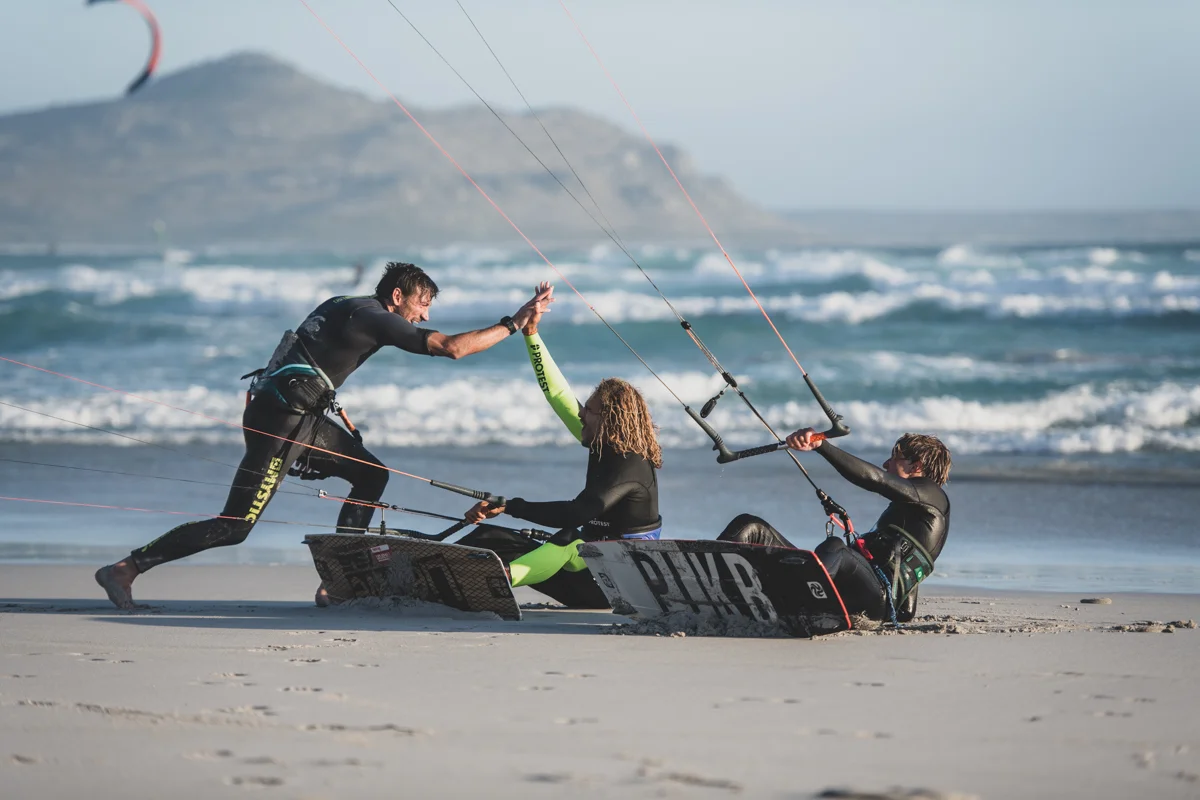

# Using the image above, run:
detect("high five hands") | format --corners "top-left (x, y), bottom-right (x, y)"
top-left (512, 282), bottom-right (555, 332)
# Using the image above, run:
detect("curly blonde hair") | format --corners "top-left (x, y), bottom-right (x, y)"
top-left (588, 378), bottom-right (662, 468)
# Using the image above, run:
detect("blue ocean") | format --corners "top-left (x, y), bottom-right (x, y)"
top-left (2, 243), bottom-right (1198, 592)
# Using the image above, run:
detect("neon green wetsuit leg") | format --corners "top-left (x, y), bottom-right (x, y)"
top-left (509, 539), bottom-right (589, 587)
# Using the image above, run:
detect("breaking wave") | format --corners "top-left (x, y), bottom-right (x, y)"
top-left (4, 378), bottom-right (1197, 456)
top-left (3, 247), bottom-right (1197, 331)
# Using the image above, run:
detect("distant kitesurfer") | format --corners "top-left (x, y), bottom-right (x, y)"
top-left (459, 283), bottom-right (662, 608)
top-left (95, 262), bottom-right (552, 609)
top-left (719, 431), bottom-right (951, 623)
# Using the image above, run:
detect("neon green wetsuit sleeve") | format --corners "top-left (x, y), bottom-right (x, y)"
top-left (509, 539), bottom-right (589, 587)
top-left (524, 331), bottom-right (583, 442)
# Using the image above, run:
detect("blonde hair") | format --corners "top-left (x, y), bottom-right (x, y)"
top-left (588, 378), bottom-right (662, 468)
top-left (894, 433), bottom-right (952, 485)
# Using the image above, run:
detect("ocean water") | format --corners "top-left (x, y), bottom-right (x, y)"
top-left (1, 243), bottom-right (1198, 592)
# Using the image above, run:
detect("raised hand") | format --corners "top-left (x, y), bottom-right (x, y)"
top-left (513, 281), bottom-right (554, 332)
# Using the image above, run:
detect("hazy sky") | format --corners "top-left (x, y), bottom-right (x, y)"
top-left (4, 1), bottom-right (1198, 211)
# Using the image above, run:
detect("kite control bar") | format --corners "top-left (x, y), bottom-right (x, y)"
top-left (428, 479), bottom-right (507, 506)
top-left (687, 354), bottom-right (849, 464)
top-left (686, 373), bottom-right (850, 464)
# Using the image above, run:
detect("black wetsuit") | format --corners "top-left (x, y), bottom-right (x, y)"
top-left (718, 442), bottom-right (950, 621)
top-left (129, 296), bottom-right (435, 572)
top-left (458, 451), bottom-right (661, 608)
top-left (506, 450), bottom-right (661, 540)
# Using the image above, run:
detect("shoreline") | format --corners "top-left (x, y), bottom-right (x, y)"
top-left (4, 548), bottom-right (1198, 596)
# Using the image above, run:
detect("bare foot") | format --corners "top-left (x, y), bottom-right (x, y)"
top-left (314, 583), bottom-right (330, 608)
top-left (95, 561), bottom-right (145, 610)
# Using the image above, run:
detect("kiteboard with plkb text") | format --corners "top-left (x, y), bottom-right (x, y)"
top-left (578, 539), bottom-right (851, 637)
top-left (304, 533), bottom-right (521, 620)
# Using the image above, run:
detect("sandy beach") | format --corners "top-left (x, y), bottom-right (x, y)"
top-left (1, 565), bottom-right (1197, 799)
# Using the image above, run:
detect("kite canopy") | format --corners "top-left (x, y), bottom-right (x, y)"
top-left (87, 0), bottom-right (161, 95)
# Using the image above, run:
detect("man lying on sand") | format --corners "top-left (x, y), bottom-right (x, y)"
top-left (96, 263), bottom-right (551, 610)
top-left (719, 431), bottom-right (951, 623)
top-left (460, 283), bottom-right (663, 608)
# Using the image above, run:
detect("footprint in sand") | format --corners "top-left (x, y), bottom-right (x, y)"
top-left (633, 762), bottom-right (742, 793)
top-left (200, 680), bottom-right (257, 687)
top-left (808, 728), bottom-right (890, 740)
top-left (279, 687), bottom-right (323, 693)
top-left (308, 757), bottom-right (374, 768)
top-left (816, 789), bottom-right (977, 799)
top-left (198, 672), bottom-right (256, 687)
top-left (712, 696), bottom-right (800, 708)
top-left (228, 776), bottom-right (284, 787)
top-left (218, 705), bottom-right (278, 718)
top-left (300, 722), bottom-right (418, 736)
top-left (288, 658), bottom-right (323, 664)
top-left (252, 645), bottom-right (315, 653)
top-left (543, 671), bottom-right (596, 678)
top-left (186, 750), bottom-right (236, 761)
top-left (525, 773), bottom-right (573, 784)
top-left (345, 663), bottom-right (380, 669)
top-left (11, 754), bottom-right (40, 765)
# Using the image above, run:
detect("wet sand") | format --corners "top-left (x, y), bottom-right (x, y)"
top-left (1, 564), bottom-right (1198, 799)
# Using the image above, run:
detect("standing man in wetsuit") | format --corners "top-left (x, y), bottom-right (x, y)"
top-left (96, 262), bottom-right (551, 609)
top-left (719, 430), bottom-right (951, 622)
top-left (458, 283), bottom-right (662, 607)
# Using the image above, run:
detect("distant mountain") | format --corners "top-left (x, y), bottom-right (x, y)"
top-left (3, 53), bottom-right (1198, 249)
top-left (0, 53), bottom-right (795, 248)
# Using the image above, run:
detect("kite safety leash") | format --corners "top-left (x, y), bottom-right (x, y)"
top-left (316, 491), bottom-right (551, 544)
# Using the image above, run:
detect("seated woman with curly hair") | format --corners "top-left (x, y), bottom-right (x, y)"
top-left (460, 283), bottom-right (662, 607)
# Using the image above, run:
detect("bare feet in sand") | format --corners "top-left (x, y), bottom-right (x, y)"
top-left (95, 560), bottom-right (146, 610)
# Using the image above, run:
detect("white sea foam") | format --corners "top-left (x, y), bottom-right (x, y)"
top-left (936, 245), bottom-right (1024, 269)
top-left (4, 379), bottom-right (1198, 455)
top-left (3, 249), bottom-right (1197, 325)
top-left (692, 250), bottom-right (916, 287)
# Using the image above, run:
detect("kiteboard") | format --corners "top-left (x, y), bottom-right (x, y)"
top-left (577, 539), bottom-right (851, 637)
top-left (303, 532), bottom-right (521, 621)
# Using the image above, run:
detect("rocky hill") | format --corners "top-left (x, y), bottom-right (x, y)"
top-left (0, 53), bottom-right (794, 248)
